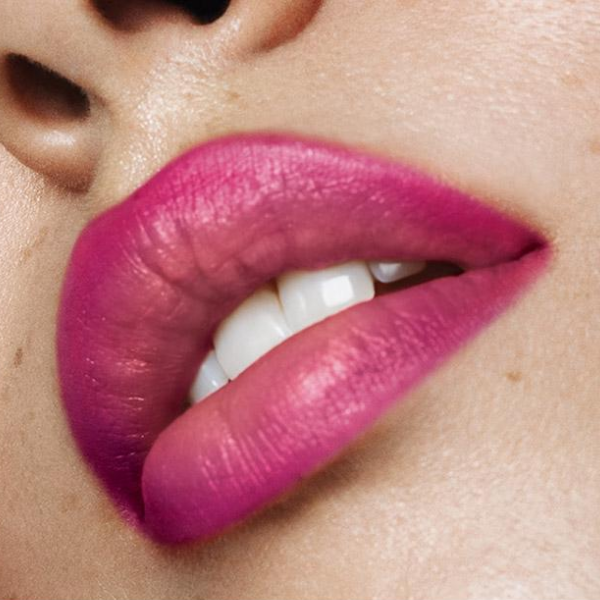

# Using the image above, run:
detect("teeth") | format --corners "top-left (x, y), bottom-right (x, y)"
top-left (277, 261), bottom-right (375, 333)
top-left (368, 260), bottom-right (426, 283)
top-left (193, 259), bottom-right (428, 399)
top-left (190, 350), bottom-right (229, 404)
top-left (214, 285), bottom-right (292, 379)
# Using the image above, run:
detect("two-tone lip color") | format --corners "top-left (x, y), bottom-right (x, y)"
top-left (57, 134), bottom-right (548, 544)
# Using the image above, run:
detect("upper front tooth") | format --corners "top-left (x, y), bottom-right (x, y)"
top-left (191, 350), bottom-right (229, 404)
top-left (368, 260), bottom-right (426, 283)
top-left (214, 286), bottom-right (292, 379)
top-left (277, 261), bottom-right (375, 333)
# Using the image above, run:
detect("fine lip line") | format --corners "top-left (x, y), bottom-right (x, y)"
top-left (57, 133), bottom-right (549, 544)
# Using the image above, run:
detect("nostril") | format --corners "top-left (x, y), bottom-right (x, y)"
top-left (4, 54), bottom-right (90, 124)
top-left (91, 0), bottom-right (231, 30)
top-left (0, 54), bottom-right (97, 189)
top-left (166, 0), bottom-right (231, 24)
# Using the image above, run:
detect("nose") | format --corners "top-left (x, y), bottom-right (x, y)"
top-left (0, 0), bottom-right (321, 191)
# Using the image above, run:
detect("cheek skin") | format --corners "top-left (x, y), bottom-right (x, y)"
top-left (0, 0), bottom-right (599, 598)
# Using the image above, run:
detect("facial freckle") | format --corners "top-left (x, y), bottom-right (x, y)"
top-left (226, 89), bottom-right (241, 103)
top-left (560, 73), bottom-right (584, 89)
top-left (13, 347), bottom-right (24, 368)
top-left (506, 371), bottom-right (523, 383)
top-left (588, 138), bottom-right (600, 156)
top-left (19, 226), bottom-right (49, 265)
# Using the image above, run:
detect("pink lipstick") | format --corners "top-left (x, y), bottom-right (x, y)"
top-left (57, 134), bottom-right (548, 543)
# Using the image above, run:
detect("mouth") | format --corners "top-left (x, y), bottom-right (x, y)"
top-left (57, 134), bottom-right (549, 544)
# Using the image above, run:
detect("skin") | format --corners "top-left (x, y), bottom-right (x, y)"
top-left (0, 0), bottom-right (599, 597)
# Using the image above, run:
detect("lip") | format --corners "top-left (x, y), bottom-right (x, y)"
top-left (58, 133), bottom-right (548, 544)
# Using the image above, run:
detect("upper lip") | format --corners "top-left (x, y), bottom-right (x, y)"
top-left (57, 133), bottom-right (548, 544)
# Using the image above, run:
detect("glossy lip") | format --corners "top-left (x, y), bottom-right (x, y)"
top-left (57, 134), bottom-right (549, 544)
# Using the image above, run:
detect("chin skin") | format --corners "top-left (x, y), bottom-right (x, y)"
top-left (0, 1), bottom-right (599, 598)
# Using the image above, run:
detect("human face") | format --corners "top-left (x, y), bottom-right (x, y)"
top-left (1, 1), bottom-right (599, 598)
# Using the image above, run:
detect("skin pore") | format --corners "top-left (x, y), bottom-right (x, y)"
top-left (0, 1), bottom-right (599, 598)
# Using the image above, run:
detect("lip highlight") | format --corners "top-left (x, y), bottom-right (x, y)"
top-left (57, 134), bottom-right (548, 543)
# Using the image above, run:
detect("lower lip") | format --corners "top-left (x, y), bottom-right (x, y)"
top-left (57, 134), bottom-right (549, 544)
top-left (143, 251), bottom-right (546, 543)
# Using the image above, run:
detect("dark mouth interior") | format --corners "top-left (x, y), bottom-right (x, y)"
top-left (374, 261), bottom-right (463, 296)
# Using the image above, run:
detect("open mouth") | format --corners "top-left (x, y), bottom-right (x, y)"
top-left (190, 260), bottom-right (460, 404)
top-left (57, 134), bottom-right (549, 544)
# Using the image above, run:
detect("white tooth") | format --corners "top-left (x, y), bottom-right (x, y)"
top-left (368, 260), bottom-right (426, 284)
top-left (191, 350), bottom-right (229, 404)
top-left (278, 261), bottom-right (375, 333)
top-left (214, 286), bottom-right (292, 379)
